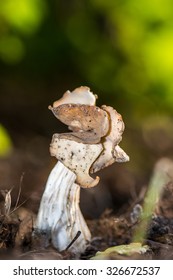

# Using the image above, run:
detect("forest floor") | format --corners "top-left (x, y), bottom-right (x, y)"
top-left (1, 193), bottom-right (173, 260)
top-left (1, 143), bottom-right (173, 260)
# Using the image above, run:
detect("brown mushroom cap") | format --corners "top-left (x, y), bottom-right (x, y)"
top-left (48, 87), bottom-right (129, 187)
top-left (49, 104), bottom-right (109, 144)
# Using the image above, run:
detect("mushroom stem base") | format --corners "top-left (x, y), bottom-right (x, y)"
top-left (35, 161), bottom-right (91, 253)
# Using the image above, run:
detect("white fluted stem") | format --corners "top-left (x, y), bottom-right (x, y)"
top-left (35, 161), bottom-right (91, 253)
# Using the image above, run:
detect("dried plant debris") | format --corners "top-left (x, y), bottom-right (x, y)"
top-left (14, 207), bottom-right (35, 248)
top-left (1, 205), bottom-right (173, 259)
top-left (0, 187), bottom-right (35, 257)
top-left (88, 210), bottom-right (132, 247)
top-left (0, 208), bottom-right (34, 253)
top-left (147, 216), bottom-right (173, 245)
top-left (0, 219), bottom-right (19, 250)
top-left (0, 189), bottom-right (12, 217)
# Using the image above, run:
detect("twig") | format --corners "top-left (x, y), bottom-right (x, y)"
top-left (65, 231), bottom-right (81, 251)
top-left (14, 172), bottom-right (25, 210)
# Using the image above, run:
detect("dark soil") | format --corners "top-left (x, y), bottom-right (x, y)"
top-left (1, 206), bottom-right (173, 260)
top-left (1, 145), bottom-right (173, 260)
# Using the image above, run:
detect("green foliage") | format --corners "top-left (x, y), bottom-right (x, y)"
top-left (0, 35), bottom-right (25, 63)
top-left (0, 0), bottom-right (47, 63)
top-left (0, 0), bottom-right (47, 34)
top-left (0, 0), bottom-right (173, 122)
top-left (0, 125), bottom-right (12, 157)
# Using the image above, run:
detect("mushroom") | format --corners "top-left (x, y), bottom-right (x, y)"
top-left (34, 86), bottom-right (129, 254)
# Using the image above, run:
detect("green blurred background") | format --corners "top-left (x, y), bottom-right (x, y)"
top-left (1, 0), bottom-right (173, 215)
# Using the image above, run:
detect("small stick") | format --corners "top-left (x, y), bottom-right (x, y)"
top-left (65, 231), bottom-right (81, 251)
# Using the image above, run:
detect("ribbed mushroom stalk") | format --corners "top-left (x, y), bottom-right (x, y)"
top-left (35, 161), bottom-right (91, 253)
top-left (34, 86), bottom-right (129, 254)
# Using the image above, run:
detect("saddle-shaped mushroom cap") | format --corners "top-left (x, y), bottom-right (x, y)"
top-left (49, 104), bottom-right (109, 144)
top-left (49, 88), bottom-right (129, 185)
